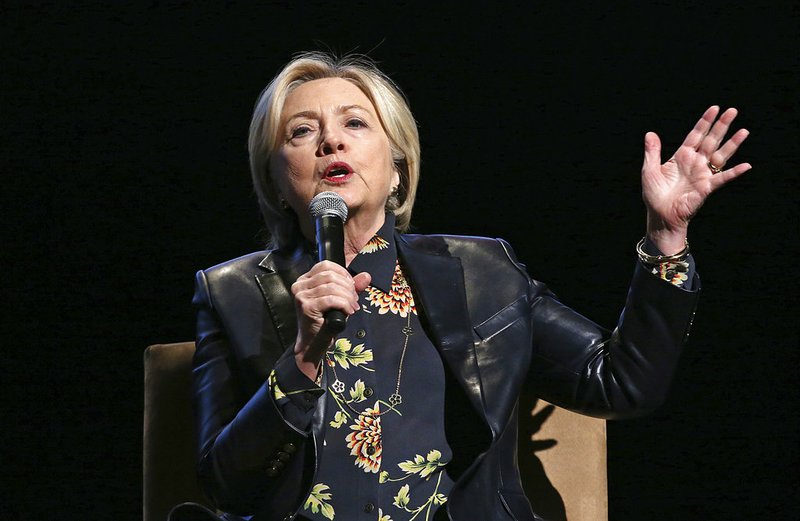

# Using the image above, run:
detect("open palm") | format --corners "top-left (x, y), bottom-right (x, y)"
top-left (642, 106), bottom-right (751, 252)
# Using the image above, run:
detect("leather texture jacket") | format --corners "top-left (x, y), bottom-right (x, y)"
top-left (191, 233), bottom-right (699, 521)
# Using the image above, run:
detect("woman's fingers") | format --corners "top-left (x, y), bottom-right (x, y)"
top-left (353, 271), bottom-right (372, 293)
top-left (709, 161), bottom-right (753, 191)
top-left (698, 107), bottom-right (739, 158)
top-left (681, 105), bottom-right (720, 150)
top-left (674, 106), bottom-right (749, 177)
top-left (292, 261), bottom-right (364, 318)
top-left (709, 128), bottom-right (750, 169)
top-left (642, 131), bottom-right (663, 173)
top-left (293, 286), bottom-right (358, 317)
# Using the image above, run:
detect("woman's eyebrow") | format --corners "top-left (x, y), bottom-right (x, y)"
top-left (285, 110), bottom-right (319, 123)
top-left (337, 104), bottom-right (371, 114)
top-left (286, 105), bottom-right (372, 123)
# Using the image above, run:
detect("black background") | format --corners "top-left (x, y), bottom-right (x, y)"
top-left (4, 2), bottom-right (798, 520)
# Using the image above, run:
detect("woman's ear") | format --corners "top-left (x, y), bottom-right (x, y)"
top-left (276, 190), bottom-right (291, 211)
top-left (386, 169), bottom-right (402, 211)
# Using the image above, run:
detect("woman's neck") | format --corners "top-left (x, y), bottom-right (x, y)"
top-left (342, 211), bottom-right (386, 266)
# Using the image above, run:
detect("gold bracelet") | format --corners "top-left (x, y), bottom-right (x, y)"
top-left (636, 236), bottom-right (690, 266)
top-left (314, 362), bottom-right (324, 387)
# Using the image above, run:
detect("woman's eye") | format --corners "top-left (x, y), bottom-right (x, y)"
top-left (291, 126), bottom-right (312, 138)
top-left (346, 118), bottom-right (367, 129)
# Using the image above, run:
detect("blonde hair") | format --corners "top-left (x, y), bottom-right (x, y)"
top-left (248, 52), bottom-right (421, 250)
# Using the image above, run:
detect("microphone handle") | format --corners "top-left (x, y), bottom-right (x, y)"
top-left (315, 214), bottom-right (347, 333)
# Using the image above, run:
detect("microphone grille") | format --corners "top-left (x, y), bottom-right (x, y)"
top-left (308, 191), bottom-right (348, 221)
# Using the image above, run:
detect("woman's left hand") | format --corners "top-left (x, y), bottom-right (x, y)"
top-left (641, 106), bottom-right (752, 254)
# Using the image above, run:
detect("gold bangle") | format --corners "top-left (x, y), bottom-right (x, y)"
top-left (636, 236), bottom-right (689, 265)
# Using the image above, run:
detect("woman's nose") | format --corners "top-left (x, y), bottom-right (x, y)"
top-left (317, 128), bottom-right (345, 156)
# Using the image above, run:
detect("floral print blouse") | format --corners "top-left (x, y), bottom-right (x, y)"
top-left (272, 214), bottom-right (454, 521)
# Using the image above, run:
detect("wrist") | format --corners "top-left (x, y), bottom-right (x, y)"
top-left (646, 216), bottom-right (688, 256)
top-left (294, 333), bottom-right (330, 381)
top-left (294, 352), bottom-right (323, 381)
top-left (648, 231), bottom-right (687, 256)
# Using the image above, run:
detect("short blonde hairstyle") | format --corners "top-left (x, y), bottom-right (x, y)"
top-left (248, 52), bottom-right (421, 250)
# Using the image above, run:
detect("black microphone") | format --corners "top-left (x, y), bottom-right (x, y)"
top-left (308, 191), bottom-right (349, 333)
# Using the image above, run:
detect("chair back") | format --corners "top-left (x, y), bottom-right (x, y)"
top-left (520, 396), bottom-right (608, 520)
top-left (143, 342), bottom-right (210, 521)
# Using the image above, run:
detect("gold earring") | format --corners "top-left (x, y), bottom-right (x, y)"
top-left (386, 185), bottom-right (401, 211)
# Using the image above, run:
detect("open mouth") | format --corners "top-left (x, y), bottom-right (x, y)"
top-left (323, 161), bottom-right (354, 183)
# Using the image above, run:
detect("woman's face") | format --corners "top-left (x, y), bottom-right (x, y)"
top-left (270, 77), bottom-right (398, 233)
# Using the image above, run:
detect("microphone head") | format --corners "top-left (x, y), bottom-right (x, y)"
top-left (308, 191), bottom-right (348, 222)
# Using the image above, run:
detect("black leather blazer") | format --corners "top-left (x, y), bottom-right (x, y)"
top-left (190, 233), bottom-right (699, 521)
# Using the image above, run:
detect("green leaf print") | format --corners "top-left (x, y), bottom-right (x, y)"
top-left (349, 379), bottom-right (368, 402)
top-left (320, 502), bottom-right (334, 520)
top-left (397, 449), bottom-right (445, 478)
top-left (330, 338), bottom-right (374, 370)
top-left (389, 471), bottom-right (448, 520)
top-left (304, 483), bottom-right (335, 520)
top-left (393, 484), bottom-right (410, 508)
top-left (329, 410), bottom-right (348, 429)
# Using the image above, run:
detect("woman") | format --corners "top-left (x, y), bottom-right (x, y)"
top-left (175, 52), bottom-right (751, 521)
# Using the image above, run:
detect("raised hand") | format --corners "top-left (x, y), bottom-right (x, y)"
top-left (641, 106), bottom-right (752, 254)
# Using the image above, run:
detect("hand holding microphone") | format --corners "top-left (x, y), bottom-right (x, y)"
top-left (291, 191), bottom-right (372, 379)
top-left (308, 191), bottom-right (350, 332)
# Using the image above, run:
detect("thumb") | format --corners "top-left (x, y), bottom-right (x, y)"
top-left (643, 131), bottom-right (663, 172)
top-left (353, 271), bottom-right (372, 292)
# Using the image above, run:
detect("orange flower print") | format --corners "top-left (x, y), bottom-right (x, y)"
top-left (655, 261), bottom-right (689, 287)
top-left (345, 403), bottom-right (382, 473)
top-left (366, 262), bottom-right (416, 317)
top-left (360, 235), bottom-right (389, 254)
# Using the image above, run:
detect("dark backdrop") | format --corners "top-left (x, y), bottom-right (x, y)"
top-left (4, 3), bottom-right (798, 520)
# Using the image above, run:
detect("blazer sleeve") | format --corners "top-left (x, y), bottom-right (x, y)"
top-left (191, 269), bottom-right (312, 516)
top-left (525, 254), bottom-right (700, 419)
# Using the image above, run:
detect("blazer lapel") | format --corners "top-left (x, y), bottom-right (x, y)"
top-left (254, 247), bottom-right (313, 350)
top-left (396, 234), bottom-right (488, 423)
